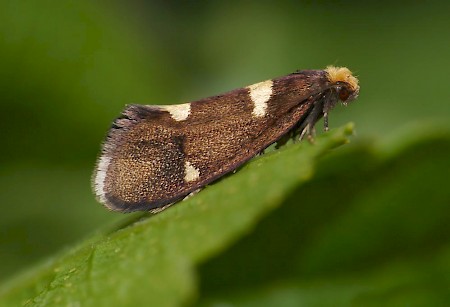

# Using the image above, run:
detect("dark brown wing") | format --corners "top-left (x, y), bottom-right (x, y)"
top-left (93, 71), bottom-right (328, 212)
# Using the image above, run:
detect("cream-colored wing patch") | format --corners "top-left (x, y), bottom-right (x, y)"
top-left (184, 161), bottom-right (200, 182)
top-left (247, 80), bottom-right (273, 117)
top-left (161, 103), bottom-right (191, 121)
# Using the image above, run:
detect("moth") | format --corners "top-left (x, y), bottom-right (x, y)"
top-left (93, 66), bottom-right (359, 213)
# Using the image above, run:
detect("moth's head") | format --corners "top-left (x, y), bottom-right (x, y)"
top-left (325, 66), bottom-right (359, 105)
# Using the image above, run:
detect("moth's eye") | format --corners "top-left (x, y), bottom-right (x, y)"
top-left (338, 86), bottom-right (351, 101)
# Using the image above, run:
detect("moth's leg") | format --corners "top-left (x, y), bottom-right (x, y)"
top-left (149, 203), bottom-right (174, 214)
top-left (323, 112), bottom-right (329, 131)
top-left (322, 89), bottom-right (338, 132)
top-left (299, 102), bottom-right (323, 141)
top-left (183, 188), bottom-right (201, 200)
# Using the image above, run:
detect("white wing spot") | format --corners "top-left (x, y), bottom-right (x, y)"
top-left (94, 155), bottom-right (111, 204)
top-left (184, 161), bottom-right (200, 182)
top-left (247, 80), bottom-right (273, 117)
top-left (162, 103), bottom-right (191, 121)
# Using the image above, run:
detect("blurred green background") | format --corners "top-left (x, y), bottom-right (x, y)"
top-left (1, 0), bottom-right (449, 287)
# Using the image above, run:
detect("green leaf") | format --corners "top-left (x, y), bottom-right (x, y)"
top-left (197, 123), bottom-right (450, 306)
top-left (0, 125), bottom-right (354, 306)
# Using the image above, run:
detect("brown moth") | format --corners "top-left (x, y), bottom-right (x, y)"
top-left (93, 66), bottom-right (359, 212)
